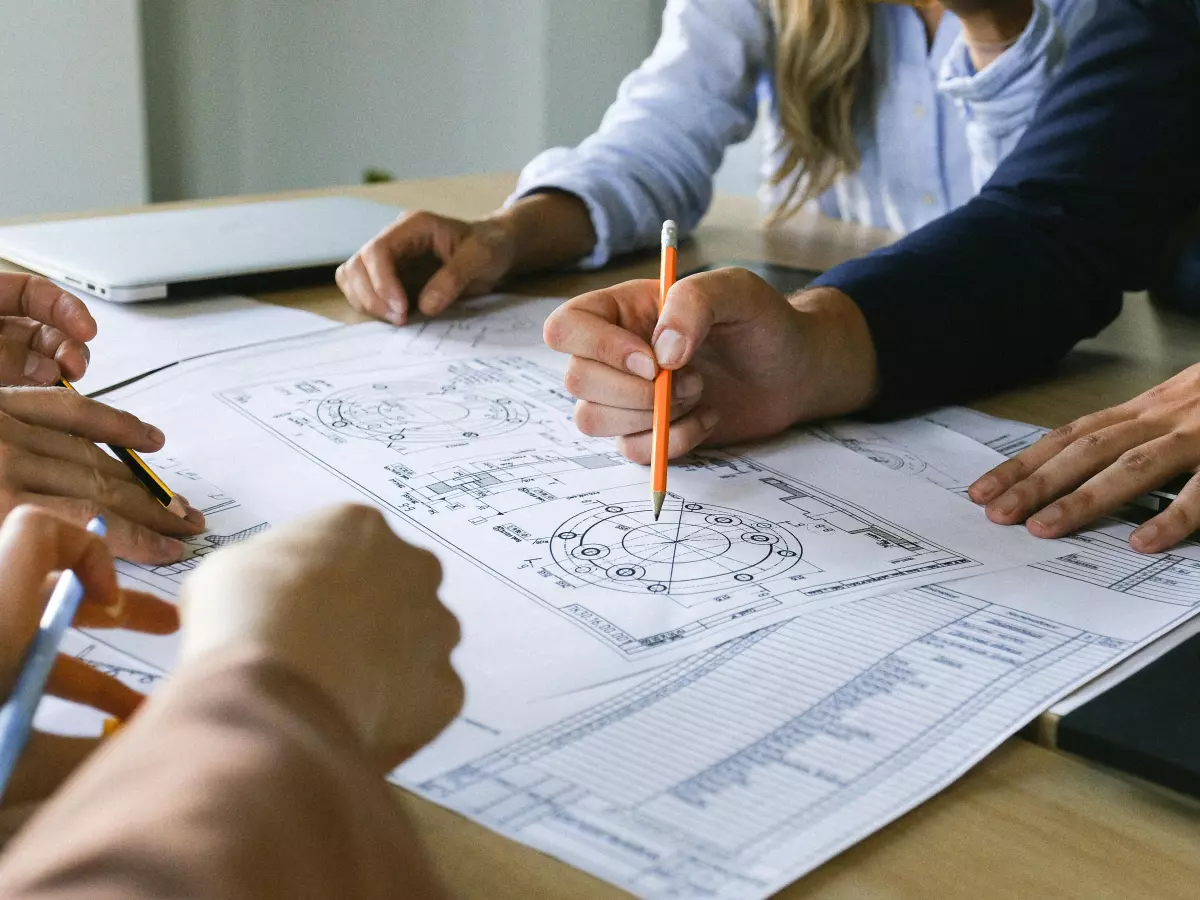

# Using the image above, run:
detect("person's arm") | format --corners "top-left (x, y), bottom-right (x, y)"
top-left (508, 0), bottom-right (769, 270)
top-left (0, 649), bottom-right (444, 900)
top-left (939, 0), bottom-right (1096, 188)
top-left (0, 505), bottom-right (462, 900)
top-left (810, 0), bottom-right (1200, 417)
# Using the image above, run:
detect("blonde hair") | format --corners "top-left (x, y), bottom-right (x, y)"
top-left (765, 0), bottom-right (874, 222)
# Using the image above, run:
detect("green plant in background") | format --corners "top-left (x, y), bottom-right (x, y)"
top-left (362, 168), bottom-right (395, 184)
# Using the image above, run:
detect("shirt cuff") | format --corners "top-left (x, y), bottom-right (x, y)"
top-left (939, 0), bottom-right (1059, 113)
top-left (507, 150), bottom-right (615, 270)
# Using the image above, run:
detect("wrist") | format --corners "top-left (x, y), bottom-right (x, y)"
top-left (488, 191), bottom-right (597, 275)
top-left (788, 287), bottom-right (878, 421)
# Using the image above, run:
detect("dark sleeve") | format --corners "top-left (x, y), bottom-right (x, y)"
top-left (812, 0), bottom-right (1200, 416)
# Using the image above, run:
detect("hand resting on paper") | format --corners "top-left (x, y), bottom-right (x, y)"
top-left (337, 191), bottom-right (596, 325)
top-left (542, 269), bottom-right (878, 462)
top-left (0, 275), bottom-right (203, 564)
top-left (0, 506), bottom-right (179, 808)
top-left (970, 364), bottom-right (1200, 554)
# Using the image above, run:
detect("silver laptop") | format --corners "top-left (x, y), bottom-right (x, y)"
top-left (0, 196), bottom-right (402, 302)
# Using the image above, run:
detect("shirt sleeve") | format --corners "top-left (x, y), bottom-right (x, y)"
top-left (938, 0), bottom-right (1097, 190)
top-left (813, 0), bottom-right (1200, 418)
top-left (508, 0), bottom-right (771, 269)
top-left (0, 647), bottom-right (438, 900)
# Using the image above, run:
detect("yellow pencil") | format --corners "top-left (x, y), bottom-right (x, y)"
top-left (56, 379), bottom-right (175, 508)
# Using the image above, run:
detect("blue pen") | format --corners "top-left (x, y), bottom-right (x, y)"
top-left (0, 516), bottom-right (107, 801)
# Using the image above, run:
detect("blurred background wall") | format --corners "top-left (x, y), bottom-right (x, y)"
top-left (0, 0), bottom-right (761, 219)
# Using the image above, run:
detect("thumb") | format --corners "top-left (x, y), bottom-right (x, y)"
top-left (417, 236), bottom-right (494, 317)
top-left (653, 267), bottom-right (773, 370)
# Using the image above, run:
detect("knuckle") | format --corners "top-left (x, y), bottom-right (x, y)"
top-left (542, 311), bottom-right (568, 350)
top-left (616, 435), bottom-right (650, 466)
top-left (1118, 449), bottom-right (1155, 474)
top-left (562, 360), bottom-right (588, 398)
top-left (1047, 423), bottom-right (1077, 447)
top-left (573, 401), bottom-right (604, 437)
top-left (1073, 432), bottom-right (1105, 453)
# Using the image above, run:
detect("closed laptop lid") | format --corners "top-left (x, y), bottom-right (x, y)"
top-left (0, 196), bottom-right (402, 288)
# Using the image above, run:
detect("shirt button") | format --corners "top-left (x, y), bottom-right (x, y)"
top-left (913, 102), bottom-right (927, 119)
top-left (922, 193), bottom-right (936, 206)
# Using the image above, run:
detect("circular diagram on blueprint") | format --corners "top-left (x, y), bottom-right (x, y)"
top-left (550, 500), bottom-right (803, 595)
top-left (316, 381), bottom-right (530, 444)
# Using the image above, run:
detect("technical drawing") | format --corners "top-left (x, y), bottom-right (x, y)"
top-left (386, 446), bottom-right (628, 519)
top-left (550, 499), bottom-right (808, 596)
top-left (144, 522), bottom-right (271, 581)
top-left (220, 358), bottom-right (992, 666)
top-left (317, 381), bottom-right (531, 446)
top-left (1035, 530), bottom-right (1200, 607)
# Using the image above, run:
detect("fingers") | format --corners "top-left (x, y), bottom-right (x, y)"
top-left (968, 408), bottom-right (1128, 505)
top-left (0, 316), bottom-right (91, 385)
top-left (980, 419), bottom-right (1162, 526)
top-left (336, 254), bottom-right (395, 325)
top-left (573, 392), bottom-right (703, 438)
top-left (74, 587), bottom-right (180, 634)
top-left (563, 357), bottom-right (704, 410)
top-left (1022, 432), bottom-right (1200, 539)
top-left (359, 240), bottom-right (409, 325)
top-left (47, 654), bottom-right (146, 720)
top-left (0, 506), bottom-right (121, 675)
top-left (615, 407), bottom-right (722, 464)
top-left (417, 235), bottom-right (492, 317)
top-left (0, 387), bottom-right (165, 452)
top-left (1131, 473), bottom-right (1200, 553)
top-left (0, 276), bottom-right (96, 343)
top-left (544, 281), bottom-right (661, 380)
top-left (19, 494), bottom-right (193, 564)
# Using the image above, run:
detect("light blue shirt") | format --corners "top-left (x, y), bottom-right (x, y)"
top-left (511, 0), bottom-right (1095, 268)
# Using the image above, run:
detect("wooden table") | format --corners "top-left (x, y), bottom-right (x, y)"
top-left (9, 175), bottom-right (1200, 897)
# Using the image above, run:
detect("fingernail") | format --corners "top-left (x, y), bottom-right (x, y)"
top-left (24, 355), bottom-right (56, 382)
top-left (387, 299), bottom-right (407, 326)
top-left (104, 595), bottom-right (127, 620)
top-left (421, 291), bottom-right (445, 315)
top-left (625, 352), bottom-right (656, 381)
top-left (146, 425), bottom-right (165, 446)
top-left (81, 343), bottom-right (92, 366)
top-left (654, 330), bottom-right (685, 367)
top-left (1132, 523), bottom-right (1157, 549)
top-left (675, 371), bottom-right (703, 398)
top-left (972, 475), bottom-right (998, 501)
top-left (991, 493), bottom-right (1018, 516)
top-left (1030, 504), bottom-right (1062, 528)
top-left (700, 409), bottom-right (720, 432)
top-left (184, 505), bottom-right (206, 526)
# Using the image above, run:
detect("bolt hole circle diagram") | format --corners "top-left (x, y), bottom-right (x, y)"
top-left (316, 381), bottom-right (529, 444)
top-left (551, 500), bottom-right (803, 595)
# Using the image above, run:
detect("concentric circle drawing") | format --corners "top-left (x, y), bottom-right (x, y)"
top-left (550, 500), bottom-right (803, 595)
top-left (316, 381), bottom-right (529, 444)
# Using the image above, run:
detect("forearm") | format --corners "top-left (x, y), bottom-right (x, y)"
top-left (0, 647), bottom-right (436, 900)
top-left (817, 0), bottom-right (1200, 417)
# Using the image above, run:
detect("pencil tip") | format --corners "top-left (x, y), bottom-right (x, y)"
top-left (652, 491), bottom-right (665, 521)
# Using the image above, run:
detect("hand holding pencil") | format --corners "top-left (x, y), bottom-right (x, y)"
top-left (0, 506), bottom-right (179, 806)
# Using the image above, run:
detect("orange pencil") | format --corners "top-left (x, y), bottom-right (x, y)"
top-left (650, 220), bottom-right (677, 522)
